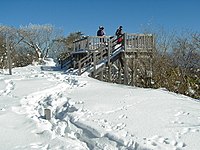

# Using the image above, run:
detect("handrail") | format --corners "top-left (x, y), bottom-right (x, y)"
top-left (78, 46), bottom-right (107, 75)
top-left (73, 33), bottom-right (153, 51)
top-left (60, 55), bottom-right (73, 69)
top-left (77, 35), bottom-right (124, 75)
top-left (78, 54), bottom-right (93, 75)
top-left (73, 36), bottom-right (88, 43)
top-left (73, 36), bottom-right (113, 52)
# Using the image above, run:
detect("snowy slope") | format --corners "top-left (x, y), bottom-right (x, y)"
top-left (0, 59), bottom-right (199, 150)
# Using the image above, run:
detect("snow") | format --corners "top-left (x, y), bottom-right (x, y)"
top-left (0, 58), bottom-right (200, 150)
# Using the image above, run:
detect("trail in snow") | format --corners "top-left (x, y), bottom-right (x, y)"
top-left (10, 66), bottom-right (149, 150)
top-left (10, 67), bottom-right (89, 150)
top-left (0, 79), bottom-right (15, 96)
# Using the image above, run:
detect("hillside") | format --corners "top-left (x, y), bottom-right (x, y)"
top-left (0, 59), bottom-right (200, 150)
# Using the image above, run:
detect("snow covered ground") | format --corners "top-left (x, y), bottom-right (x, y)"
top-left (0, 59), bottom-right (200, 150)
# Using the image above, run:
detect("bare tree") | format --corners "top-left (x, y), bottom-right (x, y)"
top-left (141, 26), bottom-right (199, 98)
top-left (173, 33), bottom-right (200, 71)
top-left (171, 32), bottom-right (200, 97)
top-left (0, 25), bottom-right (22, 71)
top-left (18, 24), bottom-right (63, 61)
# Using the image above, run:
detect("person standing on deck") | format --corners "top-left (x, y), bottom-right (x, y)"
top-left (115, 26), bottom-right (123, 44)
top-left (97, 26), bottom-right (105, 43)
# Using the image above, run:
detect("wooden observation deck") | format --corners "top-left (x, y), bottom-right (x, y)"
top-left (61, 33), bottom-right (155, 87)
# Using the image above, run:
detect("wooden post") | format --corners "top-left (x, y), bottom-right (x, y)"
top-left (123, 33), bottom-right (127, 51)
top-left (86, 37), bottom-right (89, 50)
top-left (133, 52), bottom-right (137, 86)
top-left (99, 49), bottom-right (104, 80)
top-left (149, 52), bottom-right (153, 87)
top-left (118, 59), bottom-right (122, 83)
top-left (123, 55), bottom-right (128, 85)
top-left (93, 51), bottom-right (96, 77)
top-left (122, 33), bottom-right (128, 84)
top-left (44, 108), bottom-right (51, 120)
top-left (107, 40), bottom-right (111, 81)
top-left (78, 61), bottom-right (81, 75)
top-left (107, 40), bottom-right (111, 65)
top-left (123, 33), bottom-right (128, 85)
top-left (131, 54), bottom-right (134, 86)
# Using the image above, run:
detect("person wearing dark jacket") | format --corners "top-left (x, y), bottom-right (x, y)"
top-left (97, 26), bottom-right (105, 36)
top-left (115, 26), bottom-right (123, 44)
top-left (97, 26), bottom-right (105, 43)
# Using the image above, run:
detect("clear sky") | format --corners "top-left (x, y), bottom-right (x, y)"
top-left (0, 0), bottom-right (199, 36)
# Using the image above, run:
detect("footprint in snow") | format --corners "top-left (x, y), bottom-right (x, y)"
top-left (174, 111), bottom-right (190, 117)
top-left (75, 101), bottom-right (84, 104)
top-left (176, 141), bottom-right (186, 148)
top-left (181, 127), bottom-right (199, 135)
top-left (29, 143), bottom-right (47, 149)
top-left (150, 135), bottom-right (169, 144)
top-left (119, 114), bottom-right (128, 119)
top-left (171, 120), bottom-right (184, 125)
top-left (149, 135), bottom-right (187, 149)
top-left (113, 122), bottom-right (126, 130)
top-left (0, 107), bottom-right (6, 111)
top-left (2, 80), bottom-right (15, 96)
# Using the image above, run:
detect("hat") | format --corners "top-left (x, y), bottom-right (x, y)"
top-left (99, 26), bottom-right (104, 30)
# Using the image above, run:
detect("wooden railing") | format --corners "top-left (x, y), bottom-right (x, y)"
top-left (73, 35), bottom-right (126, 75)
top-left (60, 55), bottom-right (74, 69)
top-left (125, 33), bottom-right (154, 50)
top-left (73, 36), bottom-right (88, 51)
top-left (74, 36), bottom-right (113, 52)
top-left (73, 33), bottom-right (154, 52)
top-left (77, 45), bottom-right (108, 75)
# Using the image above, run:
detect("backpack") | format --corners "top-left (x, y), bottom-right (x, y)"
top-left (117, 37), bottom-right (123, 44)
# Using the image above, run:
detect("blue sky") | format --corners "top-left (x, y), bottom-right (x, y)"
top-left (0, 0), bottom-right (199, 36)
